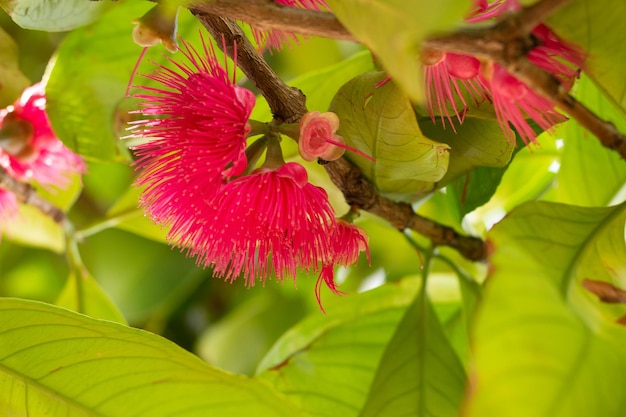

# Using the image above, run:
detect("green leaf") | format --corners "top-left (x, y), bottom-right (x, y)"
top-left (0, 298), bottom-right (300, 417)
top-left (548, 75), bottom-right (626, 206)
top-left (360, 289), bottom-right (466, 417)
top-left (2, 204), bottom-right (64, 253)
top-left (330, 73), bottom-right (450, 201)
top-left (549, 1), bottom-right (626, 116)
top-left (105, 185), bottom-right (168, 243)
top-left (0, 27), bottom-right (30, 107)
top-left (44, 2), bottom-right (206, 162)
top-left (56, 242), bottom-right (127, 324)
top-left (326, 0), bottom-right (470, 101)
top-left (0, 0), bottom-right (109, 31)
top-left (419, 116), bottom-right (516, 216)
top-left (256, 278), bottom-right (421, 417)
top-left (465, 201), bottom-right (626, 417)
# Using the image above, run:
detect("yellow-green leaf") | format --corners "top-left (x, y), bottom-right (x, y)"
top-left (330, 73), bottom-right (450, 201)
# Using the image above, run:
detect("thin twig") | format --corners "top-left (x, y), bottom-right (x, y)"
top-left (422, 0), bottom-right (626, 159)
top-left (189, 10), bottom-right (487, 261)
top-left (187, 0), bottom-right (356, 42)
top-left (0, 167), bottom-right (66, 223)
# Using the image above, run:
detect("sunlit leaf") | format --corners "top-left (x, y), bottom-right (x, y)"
top-left (326, 0), bottom-right (470, 101)
top-left (0, 298), bottom-right (300, 417)
top-left (0, 26), bottom-right (30, 107)
top-left (465, 201), bottom-right (626, 417)
top-left (330, 72), bottom-right (450, 201)
top-left (0, 0), bottom-right (108, 31)
top-left (548, 75), bottom-right (626, 206)
top-left (360, 289), bottom-right (466, 417)
top-left (549, 1), bottom-right (626, 116)
top-left (257, 278), bottom-right (421, 417)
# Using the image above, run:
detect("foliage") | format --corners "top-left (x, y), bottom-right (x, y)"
top-left (1, 1), bottom-right (625, 416)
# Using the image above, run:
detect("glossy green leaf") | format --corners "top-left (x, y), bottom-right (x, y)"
top-left (256, 278), bottom-right (421, 417)
top-left (549, 1), bottom-right (626, 116)
top-left (326, 0), bottom-right (470, 101)
top-left (549, 75), bottom-right (626, 206)
top-left (0, 27), bottom-right (30, 107)
top-left (0, 0), bottom-right (108, 31)
top-left (56, 242), bottom-right (127, 324)
top-left (330, 73), bottom-right (450, 201)
top-left (0, 298), bottom-right (300, 417)
top-left (465, 201), bottom-right (626, 417)
top-left (361, 289), bottom-right (466, 417)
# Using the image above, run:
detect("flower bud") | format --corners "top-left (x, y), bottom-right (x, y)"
top-left (298, 111), bottom-right (345, 162)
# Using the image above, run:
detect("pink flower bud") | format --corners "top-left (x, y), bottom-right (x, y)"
top-left (298, 111), bottom-right (346, 162)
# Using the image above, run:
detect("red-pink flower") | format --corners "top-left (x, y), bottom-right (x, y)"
top-left (481, 63), bottom-right (566, 143)
top-left (317, 220), bottom-right (370, 310)
top-left (251, 0), bottom-right (328, 51)
top-left (130, 38), bottom-right (255, 230)
top-left (298, 111), bottom-right (346, 161)
top-left (424, 0), bottom-right (584, 143)
top-left (0, 83), bottom-right (85, 187)
top-left (422, 51), bottom-right (489, 130)
top-left (180, 162), bottom-right (337, 285)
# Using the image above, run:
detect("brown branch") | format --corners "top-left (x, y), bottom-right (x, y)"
top-left (0, 167), bottom-right (65, 223)
top-left (187, 0), bottom-right (356, 42)
top-left (189, 9), bottom-right (487, 261)
top-left (422, 0), bottom-right (626, 160)
top-left (325, 158), bottom-right (486, 261)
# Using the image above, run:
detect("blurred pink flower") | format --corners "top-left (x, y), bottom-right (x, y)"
top-left (130, 37), bottom-right (255, 229)
top-left (252, 0), bottom-right (327, 51)
top-left (298, 111), bottom-right (346, 161)
top-left (181, 162), bottom-right (337, 286)
top-left (0, 83), bottom-right (85, 187)
top-left (317, 220), bottom-right (370, 310)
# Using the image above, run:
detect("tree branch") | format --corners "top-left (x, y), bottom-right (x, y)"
top-left (189, 9), bottom-right (487, 261)
top-left (0, 167), bottom-right (65, 223)
top-left (422, 0), bottom-right (626, 159)
top-left (187, 0), bottom-right (356, 42)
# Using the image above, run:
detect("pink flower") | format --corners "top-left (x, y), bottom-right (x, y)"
top-left (317, 220), bottom-right (370, 310)
top-left (251, 0), bottom-right (328, 51)
top-left (0, 83), bottom-right (85, 187)
top-left (423, 0), bottom-right (584, 143)
top-left (180, 162), bottom-right (337, 285)
top-left (298, 111), bottom-right (346, 161)
top-left (422, 51), bottom-right (490, 130)
top-left (130, 37), bottom-right (255, 229)
top-left (481, 63), bottom-right (566, 143)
